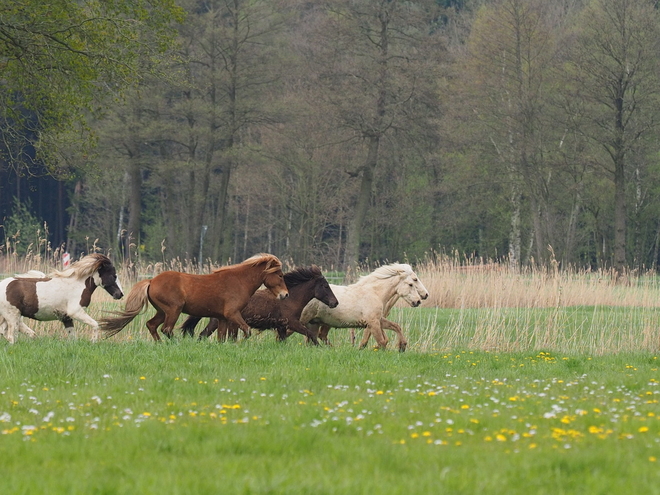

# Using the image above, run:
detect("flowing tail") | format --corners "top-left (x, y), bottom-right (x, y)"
top-left (180, 315), bottom-right (202, 337)
top-left (100, 280), bottom-right (151, 337)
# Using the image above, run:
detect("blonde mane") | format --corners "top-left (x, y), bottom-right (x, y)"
top-left (213, 253), bottom-right (282, 274)
top-left (49, 253), bottom-right (110, 279)
top-left (355, 263), bottom-right (411, 285)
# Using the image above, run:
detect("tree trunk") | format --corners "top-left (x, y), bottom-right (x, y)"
top-left (125, 156), bottom-right (142, 263)
top-left (344, 136), bottom-right (379, 269)
top-left (613, 157), bottom-right (626, 274)
top-left (508, 186), bottom-right (522, 270)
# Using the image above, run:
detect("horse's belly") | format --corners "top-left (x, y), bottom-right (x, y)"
top-left (313, 313), bottom-right (367, 328)
top-left (32, 308), bottom-right (63, 322)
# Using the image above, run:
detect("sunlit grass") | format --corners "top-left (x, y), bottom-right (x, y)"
top-left (1, 340), bottom-right (659, 493)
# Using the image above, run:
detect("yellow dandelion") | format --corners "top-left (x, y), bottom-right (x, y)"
top-left (411, 433), bottom-right (419, 439)
top-left (639, 426), bottom-right (649, 433)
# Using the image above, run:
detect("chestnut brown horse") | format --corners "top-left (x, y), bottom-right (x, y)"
top-left (100, 253), bottom-right (288, 341)
top-left (179, 265), bottom-right (338, 345)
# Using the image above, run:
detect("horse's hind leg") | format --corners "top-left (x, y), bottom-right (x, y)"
top-left (2, 312), bottom-right (22, 344)
top-left (381, 318), bottom-right (407, 352)
top-left (317, 324), bottom-right (333, 346)
top-left (360, 322), bottom-right (388, 350)
top-left (160, 310), bottom-right (182, 339)
top-left (146, 311), bottom-right (166, 341)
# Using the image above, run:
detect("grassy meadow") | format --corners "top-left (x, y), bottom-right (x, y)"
top-left (1, 254), bottom-right (660, 493)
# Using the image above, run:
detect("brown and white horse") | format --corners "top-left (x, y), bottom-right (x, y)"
top-left (0, 253), bottom-right (124, 343)
top-left (100, 253), bottom-right (289, 341)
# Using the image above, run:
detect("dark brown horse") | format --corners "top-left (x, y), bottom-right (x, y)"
top-left (180, 265), bottom-right (338, 345)
top-left (100, 253), bottom-right (288, 341)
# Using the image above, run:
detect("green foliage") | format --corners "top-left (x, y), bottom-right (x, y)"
top-left (2, 199), bottom-right (44, 255)
top-left (0, 0), bottom-right (184, 173)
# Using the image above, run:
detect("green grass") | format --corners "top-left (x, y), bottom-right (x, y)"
top-left (1, 334), bottom-right (660, 494)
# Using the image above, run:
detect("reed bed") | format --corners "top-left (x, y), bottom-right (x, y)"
top-left (2, 248), bottom-right (660, 355)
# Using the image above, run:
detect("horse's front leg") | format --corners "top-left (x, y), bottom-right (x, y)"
top-left (223, 312), bottom-right (251, 342)
top-left (287, 320), bottom-right (319, 346)
top-left (19, 322), bottom-right (36, 338)
top-left (381, 317), bottom-right (407, 352)
top-left (68, 308), bottom-right (100, 342)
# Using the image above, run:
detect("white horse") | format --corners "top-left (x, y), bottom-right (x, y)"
top-left (0, 254), bottom-right (124, 343)
top-left (299, 263), bottom-right (427, 351)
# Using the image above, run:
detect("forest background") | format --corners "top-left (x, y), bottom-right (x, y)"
top-left (3, 0), bottom-right (660, 273)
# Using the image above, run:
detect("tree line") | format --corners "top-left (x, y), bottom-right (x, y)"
top-left (2, 0), bottom-right (660, 273)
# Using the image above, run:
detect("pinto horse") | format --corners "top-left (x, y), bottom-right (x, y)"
top-left (180, 265), bottom-right (339, 344)
top-left (100, 253), bottom-right (288, 341)
top-left (299, 263), bottom-right (425, 351)
top-left (0, 253), bottom-right (124, 343)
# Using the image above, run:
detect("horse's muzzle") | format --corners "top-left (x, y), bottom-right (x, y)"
top-left (112, 290), bottom-right (124, 300)
top-left (411, 300), bottom-right (421, 307)
top-left (278, 292), bottom-right (289, 300)
top-left (328, 301), bottom-right (339, 308)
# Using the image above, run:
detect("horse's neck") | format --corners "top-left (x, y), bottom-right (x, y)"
top-left (232, 264), bottom-right (266, 293)
top-left (287, 281), bottom-right (315, 311)
top-left (383, 294), bottom-right (398, 315)
top-left (361, 276), bottom-right (401, 302)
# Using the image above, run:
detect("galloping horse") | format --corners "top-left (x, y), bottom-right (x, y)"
top-left (338, 264), bottom-right (429, 349)
top-left (0, 253), bottom-right (124, 343)
top-left (299, 263), bottom-right (424, 351)
top-left (180, 265), bottom-right (339, 344)
top-left (100, 253), bottom-right (288, 341)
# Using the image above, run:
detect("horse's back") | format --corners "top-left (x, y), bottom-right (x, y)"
top-left (149, 271), bottom-right (232, 317)
top-left (0, 276), bottom-right (81, 321)
top-left (301, 284), bottom-right (379, 328)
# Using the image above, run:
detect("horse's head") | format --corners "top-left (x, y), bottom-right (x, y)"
top-left (96, 259), bottom-right (124, 300)
top-left (314, 273), bottom-right (339, 308)
top-left (407, 270), bottom-right (429, 301)
top-left (397, 275), bottom-right (422, 307)
top-left (260, 257), bottom-right (288, 300)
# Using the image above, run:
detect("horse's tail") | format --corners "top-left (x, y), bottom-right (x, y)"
top-left (180, 315), bottom-right (202, 337)
top-left (100, 279), bottom-right (151, 337)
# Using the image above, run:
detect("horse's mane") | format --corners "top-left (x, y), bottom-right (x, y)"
top-left (213, 253), bottom-right (282, 274)
top-left (284, 265), bottom-right (322, 288)
top-left (355, 263), bottom-right (412, 284)
top-left (49, 253), bottom-right (112, 279)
